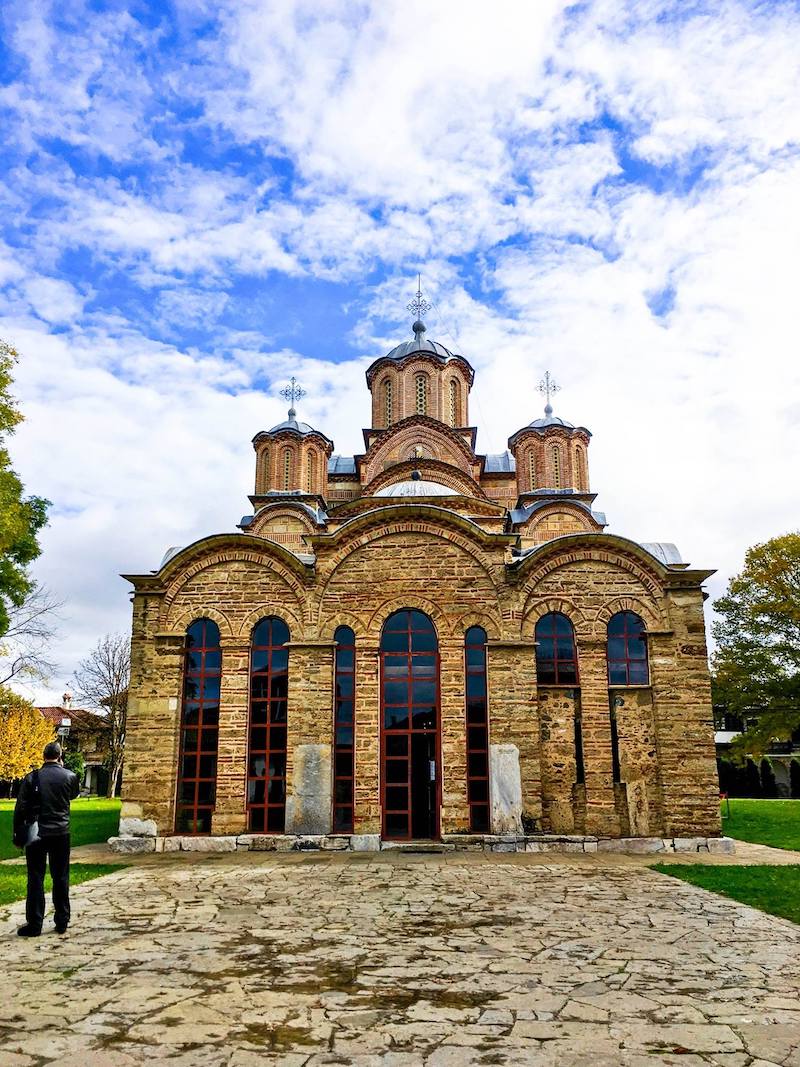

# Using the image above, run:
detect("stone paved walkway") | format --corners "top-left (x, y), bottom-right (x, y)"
top-left (2, 851), bottom-right (800, 1066)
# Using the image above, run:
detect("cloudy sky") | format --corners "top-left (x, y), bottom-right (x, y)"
top-left (1, 0), bottom-right (799, 702)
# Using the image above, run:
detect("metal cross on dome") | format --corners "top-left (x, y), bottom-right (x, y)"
top-left (280, 376), bottom-right (306, 417)
top-left (407, 274), bottom-right (431, 323)
top-left (538, 371), bottom-right (561, 416)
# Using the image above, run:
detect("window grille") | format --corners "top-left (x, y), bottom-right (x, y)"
top-left (607, 612), bottom-right (649, 685)
top-left (415, 374), bottom-right (427, 415)
top-left (176, 618), bottom-right (221, 834)
top-left (247, 617), bottom-right (290, 833)
top-left (333, 626), bottom-right (356, 833)
top-left (552, 446), bottom-right (561, 489)
top-left (465, 626), bottom-right (490, 832)
top-left (283, 448), bottom-right (291, 490)
top-left (306, 452), bottom-right (315, 494)
top-left (384, 379), bottom-right (393, 426)
top-left (449, 380), bottom-right (459, 426)
top-left (535, 612), bottom-right (578, 685)
top-left (529, 451), bottom-right (536, 491)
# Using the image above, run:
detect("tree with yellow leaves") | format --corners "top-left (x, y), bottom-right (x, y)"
top-left (0, 686), bottom-right (55, 781)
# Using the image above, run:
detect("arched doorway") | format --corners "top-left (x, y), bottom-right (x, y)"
top-left (380, 609), bottom-right (441, 840)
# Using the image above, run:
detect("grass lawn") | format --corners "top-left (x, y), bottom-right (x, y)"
top-left (653, 864), bottom-right (800, 926)
top-left (0, 863), bottom-right (125, 908)
top-left (0, 797), bottom-right (120, 861)
top-left (722, 798), bottom-right (800, 851)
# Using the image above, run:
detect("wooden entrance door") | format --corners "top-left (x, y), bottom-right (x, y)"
top-left (380, 610), bottom-right (441, 840)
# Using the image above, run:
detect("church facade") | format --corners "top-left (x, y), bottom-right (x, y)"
top-left (119, 303), bottom-right (722, 849)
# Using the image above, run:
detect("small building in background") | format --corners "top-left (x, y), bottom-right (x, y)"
top-left (37, 694), bottom-right (113, 795)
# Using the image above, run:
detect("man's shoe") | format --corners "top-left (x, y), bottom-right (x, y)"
top-left (54, 922), bottom-right (68, 935)
top-left (17, 924), bottom-right (41, 937)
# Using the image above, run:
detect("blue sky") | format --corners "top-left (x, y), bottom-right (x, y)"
top-left (1, 0), bottom-right (799, 699)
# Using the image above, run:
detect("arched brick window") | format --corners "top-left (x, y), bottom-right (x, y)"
top-left (415, 374), bottom-right (428, 416)
top-left (528, 450), bottom-right (536, 491)
top-left (607, 611), bottom-right (649, 685)
top-left (552, 445), bottom-right (562, 489)
top-left (258, 446), bottom-right (270, 492)
top-left (283, 448), bottom-right (292, 490)
top-left (535, 612), bottom-right (578, 685)
top-left (449, 380), bottom-right (460, 426)
top-left (575, 446), bottom-right (586, 491)
top-left (333, 626), bottom-right (355, 832)
top-left (176, 618), bottom-right (221, 834)
top-left (247, 616), bottom-right (290, 832)
top-left (465, 626), bottom-right (490, 832)
top-left (306, 451), bottom-right (316, 494)
top-left (384, 379), bottom-right (393, 426)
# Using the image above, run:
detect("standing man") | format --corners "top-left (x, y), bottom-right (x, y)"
top-left (13, 741), bottom-right (80, 937)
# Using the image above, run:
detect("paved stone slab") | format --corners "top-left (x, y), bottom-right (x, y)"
top-left (2, 852), bottom-right (799, 1065)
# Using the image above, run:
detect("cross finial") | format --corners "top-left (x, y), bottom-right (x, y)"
top-left (279, 376), bottom-right (306, 418)
top-left (407, 273), bottom-right (431, 332)
top-left (537, 371), bottom-right (561, 416)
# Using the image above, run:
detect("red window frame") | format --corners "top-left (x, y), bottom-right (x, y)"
top-left (607, 611), bottom-right (649, 686)
top-left (465, 626), bottom-right (490, 833)
top-left (333, 626), bottom-right (355, 832)
top-left (380, 610), bottom-right (441, 841)
top-left (247, 616), bottom-right (290, 833)
top-left (535, 612), bottom-right (579, 685)
top-left (176, 618), bottom-right (221, 834)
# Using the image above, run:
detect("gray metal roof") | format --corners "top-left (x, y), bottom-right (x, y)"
top-left (640, 542), bottom-right (683, 565)
top-left (328, 454), bottom-right (357, 474)
top-left (508, 497), bottom-right (606, 527)
top-left (382, 322), bottom-right (461, 364)
top-left (484, 450), bottom-right (516, 473)
top-left (527, 414), bottom-right (575, 430)
top-left (267, 415), bottom-right (318, 435)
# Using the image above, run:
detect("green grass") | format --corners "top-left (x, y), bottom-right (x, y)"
top-left (0, 797), bottom-right (120, 861)
top-left (721, 798), bottom-right (800, 851)
top-left (653, 864), bottom-right (800, 926)
top-left (0, 863), bottom-right (125, 908)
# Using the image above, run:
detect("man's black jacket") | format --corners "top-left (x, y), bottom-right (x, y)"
top-left (13, 763), bottom-right (80, 844)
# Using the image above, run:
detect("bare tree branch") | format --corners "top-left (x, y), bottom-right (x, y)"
top-left (71, 633), bottom-right (130, 798)
top-left (0, 583), bottom-right (62, 686)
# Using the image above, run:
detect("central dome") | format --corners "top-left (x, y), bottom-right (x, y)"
top-left (375, 479), bottom-right (457, 498)
top-left (383, 321), bottom-right (458, 363)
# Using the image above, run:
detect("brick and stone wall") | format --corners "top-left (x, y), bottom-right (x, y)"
top-left (122, 520), bottom-right (721, 844)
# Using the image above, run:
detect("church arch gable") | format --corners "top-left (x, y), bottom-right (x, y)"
top-left (361, 415), bottom-right (477, 485)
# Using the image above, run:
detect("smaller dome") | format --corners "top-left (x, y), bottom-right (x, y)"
top-left (528, 415), bottom-right (575, 430)
top-left (267, 415), bottom-right (318, 435)
top-left (375, 479), bottom-right (458, 498)
top-left (383, 321), bottom-right (458, 363)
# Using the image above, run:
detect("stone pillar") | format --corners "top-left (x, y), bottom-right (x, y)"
top-left (285, 641), bottom-right (336, 835)
top-left (649, 591), bottom-right (720, 837)
top-left (122, 602), bottom-right (184, 834)
top-left (440, 640), bottom-right (469, 833)
top-left (354, 644), bottom-right (381, 834)
top-left (538, 688), bottom-right (579, 834)
top-left (486, 641), bottom-right (541, 831)
top-left (577, 637), bottom-right (620, 836)
top-left (211, 638), bottom-right (249, 835)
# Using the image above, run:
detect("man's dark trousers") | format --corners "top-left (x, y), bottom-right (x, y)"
top-left (25, 834), bottom-right (71, 932)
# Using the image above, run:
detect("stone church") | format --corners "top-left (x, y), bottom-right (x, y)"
top-left (117, 291), bottom-right (723, 852)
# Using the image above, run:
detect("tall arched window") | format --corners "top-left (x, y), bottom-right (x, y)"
top-left (333, 626), bottom-right (355, 832)
top-left (465, 626), bottom-right (490, 832)
top-left (415, 374), bottom-right (428, 416)
top-left (176, 618), bottom-right (221, 834)
top-left (283, 448), bottom-right (292, 490)
top-left (528, 450), bottom-right (537, 491)
top-left (380, 609), bottom-right (440, 840)
top-left (306, 451), bottom-right (316, 494)
top-left (535, 612), bottom-right (578, 685)
top-left (575, 446), bottom-right (586, 491)
top-left (607, 611), bottom-right (649, 685)
top-left (384, 379), bottom-right (393, 426)
top-left (552, 445), bottom-right (561, 489)
top-left (247, 616), bottom-right (290, 832)
top-left (258, 446), bottom-right (270, 492)
top-left (449, 380), bottom-right (459, 426)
